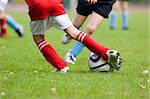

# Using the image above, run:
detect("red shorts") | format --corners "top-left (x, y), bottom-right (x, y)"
top-left (25, 0), bottom-right (66, 21)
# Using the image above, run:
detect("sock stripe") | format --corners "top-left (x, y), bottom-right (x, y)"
top-left (77, 32), bottom-right (82, 41)
top-left (77, 32), bottom-right (87, 43)
top-left (38, 41), bottom-right (49, 51)
top-left (39, 42), bottom-right (49, 51)
top-left (78, 32), bottom-right (84, 42)
top-left (38, 41), bottom-right (47, 48)
top-left (81, 33), bottom-right (87, 43)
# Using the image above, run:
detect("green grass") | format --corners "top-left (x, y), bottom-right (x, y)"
top-left (0, 11), bottom-right (149, 99)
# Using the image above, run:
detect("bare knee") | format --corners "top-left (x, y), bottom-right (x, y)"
top-left (86, 25), bottom-right (96, 36)
top-left (33, 35), bottom-right (45, 45)
top-left (120, 1), bottom-right (128, 12)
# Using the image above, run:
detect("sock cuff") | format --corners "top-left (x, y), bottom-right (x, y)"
top-left (77, 32), bottom-right (87, 43)
top-left (38, 40), bottom-right (49, 51)
top-left (123, 11), bottom-right (128, 14)
top-left (111, 11), bottom-right (117, 15)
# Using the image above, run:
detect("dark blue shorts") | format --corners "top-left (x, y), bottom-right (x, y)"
top-left (76, 0), bottom-right (116, 18)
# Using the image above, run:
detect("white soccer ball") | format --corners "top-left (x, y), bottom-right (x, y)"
top-left (88, 52), bottom-right (114, 72)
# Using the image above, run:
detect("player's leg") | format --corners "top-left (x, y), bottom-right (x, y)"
top-left (66, 0), bottom-right (116, 64)
top-left (0, 12), bottom-right (7, 37)
top-left (109, 1), bottom-right (119, 30)
top-left (59, 0), bottom-right (121, 69)
top-left (61, 0), bottom-right (89, 63)
top-left (63, 0), bottom-right (95, 64)
top-left (31, 19), bottom-right (69, 73)
top-left (64, 14), bottom-right (88, 64)
top-left (26, 0), bottom-right (122, 70)
top-left (6, 15), bottom-right (24, 37)
top-left (53, 14), bottom-right (109, 61)
top-left (53, 13), bottom-right (121, 69)
top-left (64, 26), bottom-right (122, 70)
top-left (73, 13), bottom-right (87, 29)
top-left (26, 0), bottom-right (70, 73)
top-left (0, 3), bottom-right (8, 38)
top-left (61, 0), bottom-right (90, 44)
top-left (64, 26), bottom-right (108, 59)
top-left (33, 35), bottom-right (68, 72)
top-left (61, 13), bottom-right (87, 44)
top-left (55, 14), bottom-right (121, 69)
top-left (120, 0), bottom-right (129, 30)
top-left (0, 17), bottom-right (7, 37)
top-left (67, 12), bottom-right (104, 64)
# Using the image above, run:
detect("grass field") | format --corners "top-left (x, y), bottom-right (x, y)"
top-left (0, 10), bottom-right (149, 99)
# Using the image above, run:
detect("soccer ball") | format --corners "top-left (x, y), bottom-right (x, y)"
top-left (88, 52), bottom-right (114, 72)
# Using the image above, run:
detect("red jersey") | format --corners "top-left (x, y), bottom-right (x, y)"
top-left (25, 0), bottom-right (66, 21)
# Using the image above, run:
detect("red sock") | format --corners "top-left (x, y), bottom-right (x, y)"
top-left (0, 18), bottom-right (7, 37)
top-left (77, 32), bottom-right (109, 60)
top-left (38, 40), bottom-right (67, 69)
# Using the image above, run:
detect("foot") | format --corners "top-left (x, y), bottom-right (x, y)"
top-left (55, 66), bottom-right (69, 73)
top-left (110, 27), bottom-right (115, 30)
top-left (64, 52), bottom-right (76, 64)
top-left (122, 27), bottom-right (129, 30)
top-left (61, 33), bottom-right (71, 44)
top-left (106, 50), bottom-right (122, 70)
top-left (16, 25), bottom-right (24, 37)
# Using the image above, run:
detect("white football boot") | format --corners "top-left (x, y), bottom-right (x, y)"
top-left (106, 50), bottom-right (122, 70)
top-left (64, 52), bottom-right (76, 64)
top-left (61, 33), bottom-right (71, 44)
top-left (55, 66), bottom-right (69, 73)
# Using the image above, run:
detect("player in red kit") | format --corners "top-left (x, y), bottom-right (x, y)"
top-left (25, 0), bottom-right (122, 73)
